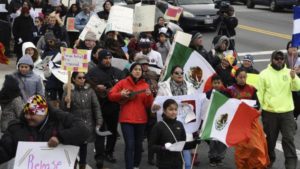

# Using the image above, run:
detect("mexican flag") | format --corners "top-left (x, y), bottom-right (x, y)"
top-left (200, 91), bottom-right (260, 147)
top-left (162, 42), bottom-right (215, 92)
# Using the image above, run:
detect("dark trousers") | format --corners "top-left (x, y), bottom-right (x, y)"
top-left (146, 117), bottom-right (157, 161)
top-left (158, 166), bottom-right (182, 169)
top-left (103, 112), bottom-right (119, 155)
top-left (94, 135), bottom-right (105, 168)
top-left (262, 111), bottom-right (297, 169)
top-left (121, 123), bottom-right (146, 169)
top-left (79, 143), bottom-right (87, 165)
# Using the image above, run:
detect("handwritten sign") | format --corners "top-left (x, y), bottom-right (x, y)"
top-left (66, 17), bottom-right (78, 32)
top-left (79, 15), bottom-right (107, 40)
top-left (133, 5), bottom-right (155, 33)
top-left (13, 142), bottom-right (79, 169)
top-left (61, 47), bottom-right (89, 72)
top-left (106, 5), bottom-right (134, 34)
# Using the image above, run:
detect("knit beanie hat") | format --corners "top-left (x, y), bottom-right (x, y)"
top-left (98, 49), bottom-right (112, 62)
top-left (191, 31), bottom-right (203, 42)
top-left (129, 62), bottom-right (142, 72)
top-left (44, 31), bottom-right (56, 41)
top-left (243, 54), bottom-right (254, 64)
top-left (84, 31), bottom-right (98, 41)
top-left (18, 55), bottom-right (34, 69)
top-left (23, 95), bottom-right (48, 116)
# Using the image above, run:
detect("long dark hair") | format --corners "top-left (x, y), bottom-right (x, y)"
top-left (163, 99), bottom-right (178, 111)
top-left (0, 75), bottom-right (21, 104)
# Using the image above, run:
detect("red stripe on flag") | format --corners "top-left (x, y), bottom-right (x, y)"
top-left (226, 103), bottom-right (260, 147)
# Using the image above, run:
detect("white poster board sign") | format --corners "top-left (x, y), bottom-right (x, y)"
top-left (49, 0), bottom-right (60, 7)
top-left (133, 5), bottom-right (155, 33)
top-left (153, 94), bottom-right (205, 134)
top-left (111, 57), bottom-right (128, 71)
top-left (79, 15), bottom-right (107, 40)
top-left (62, 0), bottom-right (76, 7)
top-left (106, 6), bottom-right (133, 34)
top-left (13, 142), bottom-right (79, 169)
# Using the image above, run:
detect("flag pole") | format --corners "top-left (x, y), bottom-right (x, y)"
top-left (190, 144), bottom-right (198, 169)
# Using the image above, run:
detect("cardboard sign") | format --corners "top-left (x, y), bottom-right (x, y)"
top-left (133, 5), bottom-right (156, 33)
top-left (62, 0), bottom-right (76, 7)
top-left (106, 6), bottom-right (134, 34)
top-left (61, 47), bottom-right (89, 72)
top-left (13, 142), bottom-right (79, 169)
top-left (79, 15), bottom-right (107, 40)
top-left (164, 4), bottom-right (183, 21)
top-left (66, 17), bottom-right (79, 32)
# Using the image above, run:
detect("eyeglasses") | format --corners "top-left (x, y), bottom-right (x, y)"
top-left (274, 57), bottom-right (284, 61)
top-left (174, 72), bottom-right (184, 76)
top-left (77, 76), bottom-right (86, 80)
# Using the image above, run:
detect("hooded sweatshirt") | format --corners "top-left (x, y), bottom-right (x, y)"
top-left (13, 55), bottom-right (44, 101)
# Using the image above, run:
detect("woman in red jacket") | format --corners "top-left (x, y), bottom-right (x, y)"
top-left (108, 62), bottom-right (153, 169)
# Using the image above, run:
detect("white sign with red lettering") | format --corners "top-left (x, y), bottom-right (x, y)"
top-left (13, 142), bottom-right (79, 169)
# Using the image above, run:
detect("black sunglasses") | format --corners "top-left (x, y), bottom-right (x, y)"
top-left (173, 72), bottom-right (184, 76)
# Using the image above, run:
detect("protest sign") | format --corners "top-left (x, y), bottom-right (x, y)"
top-left (62, 0), bottom-right (76, 7)
top-left (111, 57), bottom-right (128, 71)
top-left (49, 61), bottom-right (68, 84)
top-left (49, 0), bottom-right (60, 6)
top-left (164, 4), bottom-right (183, 21)
top-left (133, 5), bottom-right (155, 32)
top-left (61, 47), bottom-right (89, 72)
top-left (66, 17), bottom-right (78, 32)
top-left (79, 15), bottom-right (107, 40)
top-left (106, 6), bottom-right (134, 34)
top-left (0, 4), bottom-right (8, 12)
top-left (153, 94), bottom-right (205, 134)
top-left (13, 142), bottom-right (79, 169)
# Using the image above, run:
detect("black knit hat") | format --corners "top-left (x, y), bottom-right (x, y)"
top-left (98, 49), bottom-right (112, 62)
top-left (129, 62), bottom-right (142, 73)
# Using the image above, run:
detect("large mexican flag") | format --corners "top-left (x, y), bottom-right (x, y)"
top-left (162, 42), bottom-right (215, 92)
top-left (200, 91), bottom-right (260, 147)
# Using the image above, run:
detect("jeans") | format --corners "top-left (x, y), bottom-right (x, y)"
top-left (121, 123), bottom-right (146, 169)
top-left (183, 150), bottom-right (191, 169)
top-left (79, 144), bottom-right (87, 165)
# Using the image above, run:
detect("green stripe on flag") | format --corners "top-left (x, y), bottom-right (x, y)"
top-left (201, 91), bottom-right (229, 139)
top-left (163, 43), bottom-right (193, 81)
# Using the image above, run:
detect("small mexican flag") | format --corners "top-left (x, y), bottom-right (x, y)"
top-left (200, 91), bottom-right (260, 147)
top-left (162, 42), bottom-right (215, 92)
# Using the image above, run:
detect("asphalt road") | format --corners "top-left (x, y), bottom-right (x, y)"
top-left (0, 3), bottom-right (299, 169)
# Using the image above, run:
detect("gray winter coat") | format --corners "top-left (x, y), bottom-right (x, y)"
top-left (0, 96), bottom-right (24, 132)
top-left (61, 84), bottom-right (103, 142)
top-left (12, 71), bottom-right (44, 101)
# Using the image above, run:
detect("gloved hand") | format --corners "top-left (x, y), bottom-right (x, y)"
top-left (164, 142), bottom-right (172, 151)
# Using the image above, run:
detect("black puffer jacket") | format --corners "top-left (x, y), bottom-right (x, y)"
top-left (0, 105), bottom-right (89, 164)
top-left (86, 64), bottom-right (125, 115)
top-left (149, 116), bottom-right (197, 168)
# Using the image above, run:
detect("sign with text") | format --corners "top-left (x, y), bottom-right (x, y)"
top-left (13, 142), bottom-right (79, 169)
top-left (133, 5), bottom-right (155, 32)
top-left (106, 6), bottom-right (134, 34)
top-left (66, 17), bottom-right (79, 32)
top-left (79, 15), bottom-right (107, 40)
top-left (61, 47), bottom-right (89, 72)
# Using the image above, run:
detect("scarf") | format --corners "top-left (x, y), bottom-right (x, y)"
top-left (170, 79), bottom-right (188, 96)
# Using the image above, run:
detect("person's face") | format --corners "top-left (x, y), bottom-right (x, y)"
top-left (73, 73), bottom-right (86, 87)
top-left (25, 113), bottom-right (46, 127)
top-left (34, 18), bottom-right (41, 26)
top-left (171, 67), bottom-right (184, 83)
top-left (220, 40), bottom-right (228, 51)
top-left (164, 103), bottom-right (178, 119)
top-left (131, 65), bottom-right (142, 79)
top-left (19, 64), bottom-right (31, 75)
top-left (221, 58), bottom-right (230, 68)
top-left (194, 37), bottom-right (203, 47)
top-left (288, 47), bottom-right (298, 57)
top-left (84, 40), bottom-right (96, 49)
top-left (141, 64), bottom-right (149, 72)
top-left (236, 71), bottom-right (247, 86)
top-left (101, 55), bottom-right (112, 67)
top-left (158, 18), bottom-right (165, 26)
top-left (48, 17), bottom-right (56, 26)
top-left (83, 5), bottom-right (90, 13)
top-left (141, 47), bottom-right (151, 55)
top-left (212, 80), bottom-right (223, 90)
top-left (105, 2), bottom-right (112, 11)
top-left (23, 2), bottom-right (29, 8)
top-left (159, 34), bottom-right (166, 43)
top-left (71, 5), bottom-right (78, 13)
top-left (242, 60), bottom-right (252, 68)
top-left (272, 54), bottom-right (285, 69)
top-left (25, 48), bottom-right (35, 57)
top-left (106, 32), bottom-right (115, 39)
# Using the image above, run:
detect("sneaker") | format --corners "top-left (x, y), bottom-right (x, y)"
top-left (216, 159), bottom-right (223, 166)
top-left (104, 153), bottom-right (117, 163)
top-left (209, 158), bottom-right (217, 167)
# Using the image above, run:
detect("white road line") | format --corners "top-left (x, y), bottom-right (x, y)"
top-left (237, 50), bottom-right (288, 56)
top-left (276, 141), bottom-right (300, 160)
